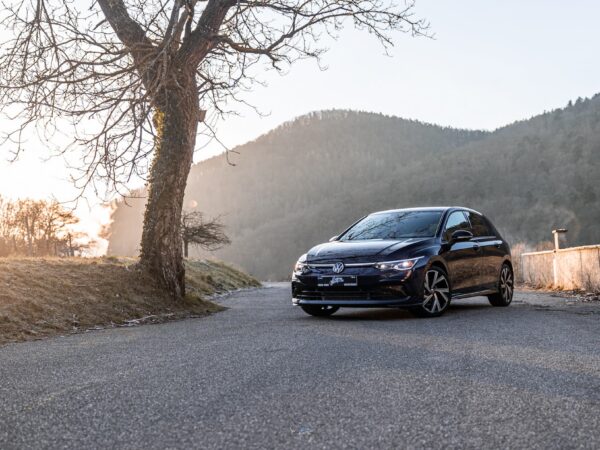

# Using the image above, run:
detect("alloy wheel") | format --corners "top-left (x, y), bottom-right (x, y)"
top-left (422, 270), bottom-right (451, 313)
top-left (499, 266), bottom-right (514, 304)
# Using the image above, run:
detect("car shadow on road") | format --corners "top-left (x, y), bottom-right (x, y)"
top-left (330, 309), bottom-right (413, 321)
top-left (448, 301), bottom-right (493, 311)
top-left (327, 302), bottom-right (491, 321)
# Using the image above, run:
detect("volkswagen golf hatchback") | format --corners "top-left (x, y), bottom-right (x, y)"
top-left (292, 207), bottom-right (513, 318)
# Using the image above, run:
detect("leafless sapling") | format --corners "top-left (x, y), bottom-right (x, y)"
top-left (181, 210), bottom-right (230, 258)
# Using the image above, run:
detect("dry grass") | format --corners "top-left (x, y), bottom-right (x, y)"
top-left (0, 257), bottom-right (260, 346)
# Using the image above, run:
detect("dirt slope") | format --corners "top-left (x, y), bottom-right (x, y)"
top-left (0, 257), bottom-right (260, 345)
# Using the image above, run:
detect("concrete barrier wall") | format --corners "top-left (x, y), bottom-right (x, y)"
top-left (521, 245), bottom-right (600, 291)
top-left (521, 250), bottom-right (554, 287)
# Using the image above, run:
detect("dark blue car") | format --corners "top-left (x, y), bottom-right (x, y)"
top-left (292, 207), bottom-right (513, 318)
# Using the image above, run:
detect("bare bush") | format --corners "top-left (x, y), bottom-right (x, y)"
top-left (181, 211), bottom-right (230, 258)
top-left (510, 242), bottom-right (530, 284)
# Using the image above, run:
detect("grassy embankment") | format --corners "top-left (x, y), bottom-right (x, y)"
top-left (0, 257), bottom-right (260, 345)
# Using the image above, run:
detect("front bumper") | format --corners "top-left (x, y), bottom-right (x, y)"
top-left (292, 297), bottom-right (421, 308)
top-left (291, 264), bottom-right (425, 308)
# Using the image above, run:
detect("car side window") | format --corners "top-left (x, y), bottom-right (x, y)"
top-left (468, 212), bottom-right (494, 237)
top-left (443, 211), bottom-right (471, 241)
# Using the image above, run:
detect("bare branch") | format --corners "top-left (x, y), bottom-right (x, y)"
top-left (0, 0), bottom-right (427, 195)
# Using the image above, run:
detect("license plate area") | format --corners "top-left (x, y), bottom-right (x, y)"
top-left (317, 275), bottom-right (358, 287)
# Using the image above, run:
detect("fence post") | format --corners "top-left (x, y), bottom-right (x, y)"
top-left (552, 229), bottom-right (568, 288)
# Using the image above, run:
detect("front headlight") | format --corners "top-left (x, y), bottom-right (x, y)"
top-left (294, 261), bottom-right (307, 273)
top-left (374, 257), bottom-right (422, 271)
top-left (294, 254), bottom-right (309, 274)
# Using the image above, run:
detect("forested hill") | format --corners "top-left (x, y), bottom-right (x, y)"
top-left (108, 98), bottom-right (600, 279)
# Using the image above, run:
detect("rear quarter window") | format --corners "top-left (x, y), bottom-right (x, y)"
top-left (468, 212), bottom-right (495, 237)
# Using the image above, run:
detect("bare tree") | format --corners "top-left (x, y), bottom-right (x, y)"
top-left (0, 0), bottom-right (428, 297)
top-left (0, 196), bottom-right (83, 256)
top-left (0, 196), bottom-right (16, 256)
top-left (40, 201), bottom-right (79, 256)
top-left (14, 200), bottom-right (44, 256)
top-left (181, 211), bottom-right (230, 258)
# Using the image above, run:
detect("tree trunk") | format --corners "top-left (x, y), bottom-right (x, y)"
top-left (25, 217), bottom-right (33, 256)
top-left (184, 240), bottom-right (189, 258)
top-left (139, 81), bottom-right (198, 298)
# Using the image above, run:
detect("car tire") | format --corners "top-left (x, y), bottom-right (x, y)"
top-left (411, 266), bottom-right (452, 318)
top-left (300, 305), bottom-right (339, 317)
top-left (488, 263), bottom-right (514, 307)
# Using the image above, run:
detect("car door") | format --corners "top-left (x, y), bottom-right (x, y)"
top-left (441, 211), bottom-right (483, 293)
top-left (467, 212), bottom-right (504, 288)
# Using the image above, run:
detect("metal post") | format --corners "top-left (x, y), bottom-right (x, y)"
top-left (552, 229), bottom-right (568, 287)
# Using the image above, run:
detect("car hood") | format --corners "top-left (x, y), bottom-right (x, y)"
top-left (306, 238), bottom-right (429, 263)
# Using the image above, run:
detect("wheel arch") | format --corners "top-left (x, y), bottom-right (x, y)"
top-left (423, 257), bottom-right (451, 293)
top-left (502, 257), bottom-right (513, 271)
top-left (426, 257), bottom-right (449, 275)
top-left (493, 258), bottom-right (514, 292)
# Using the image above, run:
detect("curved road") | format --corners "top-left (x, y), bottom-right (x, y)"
top-left (1, 284), bottom-right (599, 449)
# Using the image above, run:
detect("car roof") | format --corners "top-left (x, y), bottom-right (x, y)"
top-left (371, 206), bottom-right (483, 215)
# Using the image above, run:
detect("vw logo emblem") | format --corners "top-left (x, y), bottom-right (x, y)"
top-left (332, 262), bottom-right (345, 274)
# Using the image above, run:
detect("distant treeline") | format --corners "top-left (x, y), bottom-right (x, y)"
top-left (0, 197), bottom-right (90, 257)
top-left (108, 96), bottom-right (600, 279)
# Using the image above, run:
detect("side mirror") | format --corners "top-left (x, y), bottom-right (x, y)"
top-left (451, 229), bottom-right (473, 242)
top-left (329, 235), bottom-right (339, 242)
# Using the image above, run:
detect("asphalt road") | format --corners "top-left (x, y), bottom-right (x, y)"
top-left (1, 284), bottom-right (599, 450)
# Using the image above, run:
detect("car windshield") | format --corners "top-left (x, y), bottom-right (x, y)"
top-left (340, 211), bottom-right (443, 241)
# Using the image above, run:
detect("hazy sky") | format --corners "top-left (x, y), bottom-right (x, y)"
top-left (1, 0), bottom-right (599, 243)
top-left (203, 0), bottom-right (600, 157)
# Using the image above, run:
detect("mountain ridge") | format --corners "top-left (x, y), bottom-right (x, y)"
top-left (108, 96), bottom-right (600, 279)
